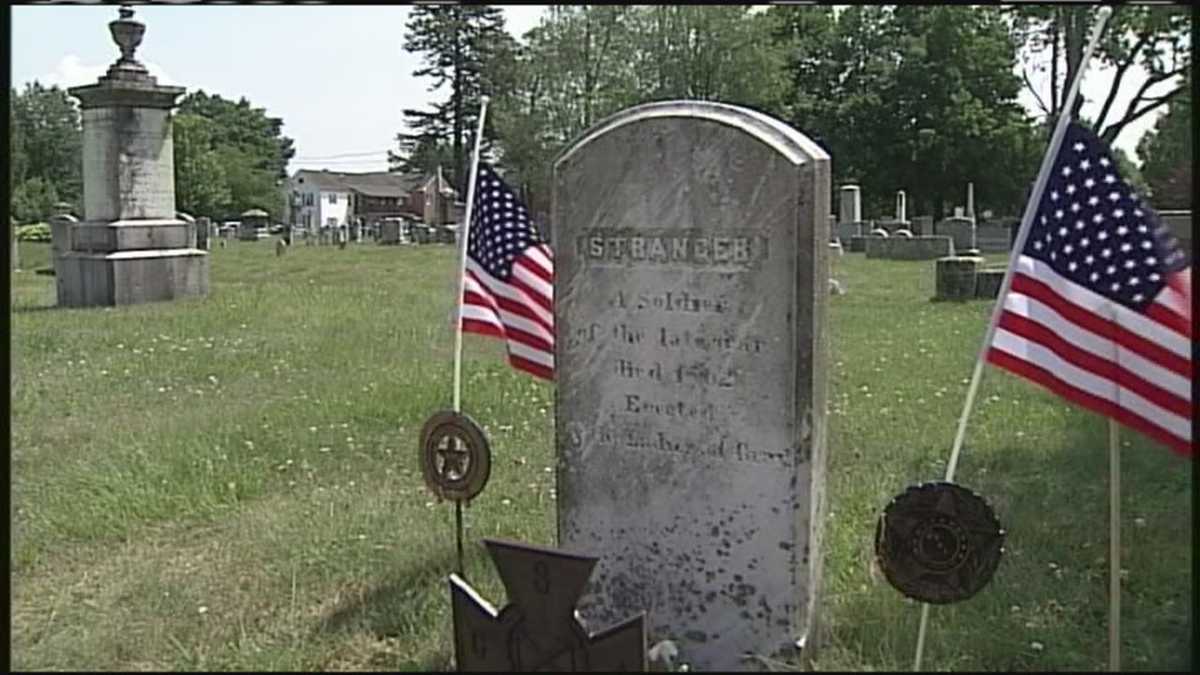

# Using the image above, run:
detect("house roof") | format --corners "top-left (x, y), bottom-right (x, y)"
top-left (291, 169), bottom-right (427, 198)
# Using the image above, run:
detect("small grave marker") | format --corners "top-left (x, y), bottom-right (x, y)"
top-left (450, 539), bottom-right (646, 672)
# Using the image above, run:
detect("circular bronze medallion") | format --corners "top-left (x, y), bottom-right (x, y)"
top-left (419, 410), bottom-right (492, 502)
top-left (875, 481), bottom-right (1005, 605)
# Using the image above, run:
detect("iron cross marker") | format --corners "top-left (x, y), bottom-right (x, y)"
top-left (449, 539), bottom-right (646, 672)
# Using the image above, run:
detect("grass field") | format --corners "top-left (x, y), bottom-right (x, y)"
top-left (10, 240), bottom-right (1192, 671)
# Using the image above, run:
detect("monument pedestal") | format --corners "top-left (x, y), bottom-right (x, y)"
top-left (57, 248), bottom-right (209, 307)
top-left (60, 6), bottom-right (209, 308)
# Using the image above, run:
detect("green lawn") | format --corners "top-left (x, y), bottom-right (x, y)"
top-left (10, 241), bottom-right (1192, 671)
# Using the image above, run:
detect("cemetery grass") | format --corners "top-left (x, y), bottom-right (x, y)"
top-left (10, 242), bottom-right (1192, 672)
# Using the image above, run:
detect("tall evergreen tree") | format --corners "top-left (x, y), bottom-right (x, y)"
top-left (393, 5), bottom-right (516, 191)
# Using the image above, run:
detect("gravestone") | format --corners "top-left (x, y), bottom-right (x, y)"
top-left (934, 256), bottom-right (984, 301)
top-left (895, 190), bottom-right (907, 223)
top-left (195, 216), bottom-right (210, 250)
top-left (553, 101), bottom-right (830, 671)
top-left (59, 6), bottom-right (208, 307)
top-left (974, 267), bottom-right (1005, 299)
top-left (839, 184), bottom-right (861, 224)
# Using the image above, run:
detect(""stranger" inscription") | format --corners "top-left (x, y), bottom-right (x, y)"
top-left (576, 229), bottom-right (769, 267)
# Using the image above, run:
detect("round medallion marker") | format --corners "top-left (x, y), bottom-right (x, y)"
top-left (875, 481), bottom-right (1005, 604)
top-left (419, 410), bottom-right (492, 503)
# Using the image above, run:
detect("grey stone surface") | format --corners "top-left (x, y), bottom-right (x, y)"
top-left (892, 228), bottom-right (913, 238)
top-left (379, 220), bottom-right (403, 245)
top-left (1159, 210), bottom-right (1192, 258)
top-left (869, 228), bottom-right (889, 238)
top-left (847, 235), bottom-right (867, 252)
top-left (839, 184), bottom-right (861, 224)
top-left (975, 267), bottom-right (1006, 299)
top-left (911, 215), bottom-right (934, 236)
top-left (56, 249), bottom-right (209, 307)
top-left (196, 216), bottom-right (211, 250)
top-left (832, 221), bottom-right (864, 243)
top-left (866, 235), bottom-right (954, 260)
top-left (933, 216), bottom-right (976, 250)
top-left (934, 256), bottom-right (984, 301)
top-left (895, 190), bottom-right (907, 222)
top-left (553, 101), bottom-right (830, 671)
top-left (59, 6), bottom-right (208, 307)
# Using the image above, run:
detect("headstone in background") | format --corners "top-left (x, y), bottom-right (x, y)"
top-left (1159, 210), bottom-right (1193, 258)
top-left (553, 101), bottom-right (831, 671)
top-left (866, 235), bottom-right (954, 261)
top-left (934, 255), bottom-right (984, 301)
top-left (379, 219), bottom-right (401, 245)
top-left (912, 215), bottom-right (934, 237)
top-left (839, 184), bottom-right (861, 225)
top-left (59, 6), bottom-right (208, 307)
top-left (935, 216), bottom-right (976, 251)
top-left (195, 216), bottom-right (210, 250)
top-left (953, 206), bottom-right (965, 218)
top-left (974, 267), bottom-right (1005, 299)
top-left (895, 190), bottom-right (907, 223)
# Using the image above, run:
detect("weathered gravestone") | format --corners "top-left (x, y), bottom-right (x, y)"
top-left (553, 101), bottom-right (831, 671)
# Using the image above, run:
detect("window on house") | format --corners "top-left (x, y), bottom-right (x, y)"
top-left (304, 193), bottom-right (314, 207)
top-left (329, 193), bottom-right (338, 204)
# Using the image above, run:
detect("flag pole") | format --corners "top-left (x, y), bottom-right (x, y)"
top-left (453, 96), bottom-right (490, 414)
top-left (1108, 418), bottom-right (1121, 672)
top-left (912, 7), bottom-right (1114, 671)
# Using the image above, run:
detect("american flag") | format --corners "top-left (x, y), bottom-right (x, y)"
top-left (986, 122), bottom-right (1192, 456)
top-left (460, 162), bottom-right (555, 381)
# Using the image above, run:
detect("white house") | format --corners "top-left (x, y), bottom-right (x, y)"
top-left (291, 170), bottom-right (352, 231)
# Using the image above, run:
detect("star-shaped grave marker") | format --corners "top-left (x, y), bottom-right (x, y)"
top-left (449, 538), bottom-right (646, 671)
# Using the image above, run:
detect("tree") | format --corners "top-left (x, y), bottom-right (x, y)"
top-left (625, 6), bottom-right (786, 112)
top-left (770, 5), bottom-right (1041, 219)
top-left (488, 6), bottom-right (787, 216)
top-left (1010, 5), bottom-right (1191, 145)
top-left (174, 91), bottom-right (295, 220)
top-left (394, 5), bottom-right (517, 190)
top-left (1137, 75), bottom-right (1192, 208)
top-left (10, 177), bottom-right (60, 225)
top-left (9, 82), bottom-right (82, 218)
top-left (173, 113), bottom-right (231, 218)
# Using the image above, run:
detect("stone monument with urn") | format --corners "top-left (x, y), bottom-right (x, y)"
top-left (57, 5), bottom-right (208, 307)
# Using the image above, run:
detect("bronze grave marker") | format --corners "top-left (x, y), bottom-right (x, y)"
top-left (449, 538), bottom-right (646, 671)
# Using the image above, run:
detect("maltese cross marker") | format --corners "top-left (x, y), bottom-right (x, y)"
top-left (449, 538), bottom-right (646, 671)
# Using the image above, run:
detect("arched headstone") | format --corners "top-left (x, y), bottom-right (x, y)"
top-left (554, 101), bottom-right (831, 671)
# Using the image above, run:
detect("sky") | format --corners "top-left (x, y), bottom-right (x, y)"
top-left (10, 4), bottom-right (1179, 177)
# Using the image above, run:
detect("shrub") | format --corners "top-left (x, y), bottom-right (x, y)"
top-left (16, 223), bottom-right (51, 242)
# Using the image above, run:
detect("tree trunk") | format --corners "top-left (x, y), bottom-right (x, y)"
top-left (1050, 8), bottom-right (1060, 118)
top-left (1063, 8), bottom-right (1086, 120)
top-left (452, 15), bottom-right (465, 192)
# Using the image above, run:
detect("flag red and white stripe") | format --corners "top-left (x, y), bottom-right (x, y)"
top-left (459, 163), bottom-right (555, 381)
top-left (985, 122), bottom-right (1192, 456)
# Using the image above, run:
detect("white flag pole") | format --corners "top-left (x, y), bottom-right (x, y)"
top-left (1108, 418), bottom-right (1121, 671)
top-left (912, 7), bottom-right (1114, 671)
top-left (452, 97), bottom-right (490, 414)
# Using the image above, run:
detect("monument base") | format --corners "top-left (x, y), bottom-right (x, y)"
top-left (57, 248), bottom-right (209, 307)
